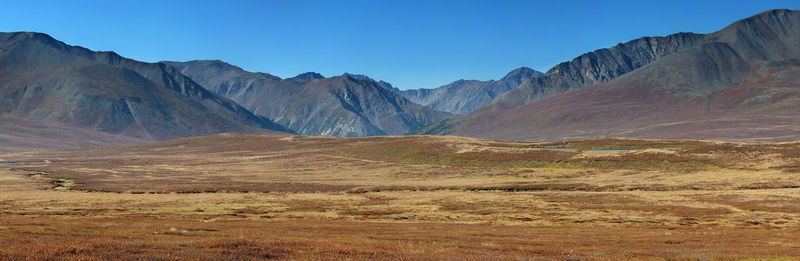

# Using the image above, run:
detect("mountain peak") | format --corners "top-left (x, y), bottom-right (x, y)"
top-left (188, 59), bottom-right (237, 68)
top-left (339, 73), bottom-right (399, 91)
top-left (292, 72), bottom-right (325, 81)
top-left (164, 60), bottom-right (283, 81)
top-left (709, 8), bottom-right (800, 60)
top-left (342, 73), bottom-right (375, 82)
top-left (0, 31), bottom-right (76, 52)
top-left (755, 8), bottom-right (793, 17)
top-left (0, 31), bottom-right (54, 41)
top-left (507, 67), bottom-right (534, 74)
top-left (717, 9), bottom-right (798, 35)
top-left (502, 67), bottom-right (543, 80)
top-left (163, 60), bottom-right (242, 72)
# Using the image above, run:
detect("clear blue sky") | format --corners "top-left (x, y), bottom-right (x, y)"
top-left (1, 0), bottom-right (797, 89)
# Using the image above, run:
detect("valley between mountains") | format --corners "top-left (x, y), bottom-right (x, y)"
top-left (2, 8), bottom-right (800, 261)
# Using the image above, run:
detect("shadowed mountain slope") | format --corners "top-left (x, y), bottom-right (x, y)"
top-left (0, 32), bottom-right (289, 147)
top-left (420, 9), bottom-right (800, 142)
top-left (398, 67), bottom-right (543, 115)
top-left (165, 60), bottom-right (453, 136)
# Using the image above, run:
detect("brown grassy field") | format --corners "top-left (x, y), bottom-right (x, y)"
top-left (1, 133), bottom-right (800, 260)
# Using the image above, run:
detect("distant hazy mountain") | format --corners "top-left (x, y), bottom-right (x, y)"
top-left (420, 9), bottom-right (800, 142)
top-left (165, 60), bottom-right (453, 136)
top-left (397, 68), bottom-right (543, 114)
top-left (0, 32), bottom-right (289, 148)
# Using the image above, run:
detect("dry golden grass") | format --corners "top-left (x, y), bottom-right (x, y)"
top-left (1, 133), bottom-right (800, 259)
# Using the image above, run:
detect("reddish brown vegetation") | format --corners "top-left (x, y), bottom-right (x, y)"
top-left (1, 217), bottom-right (798, 260)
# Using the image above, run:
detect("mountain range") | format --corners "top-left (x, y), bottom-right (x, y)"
top-left (396, 67), bottom-right (543, 115)
top-left (1, 9), bottom-right (799, 148)
top-left (165, 60), bottom-right (453, 136)
top-left (0, 32), bottom-right (289, 149)
top-left (419, 9), bottom-right (800, 142)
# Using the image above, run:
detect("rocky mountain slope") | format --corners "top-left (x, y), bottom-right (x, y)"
top-left (166, 60), bottom-right (453, 136)
top-left (398, 67), bottom-right (542, 114)
top-left (484, 33), bottom-right (705, 111)
top-left (0, 32), bottom-right (289, 148)
top-left (420, 9), bottom-right (800, 142)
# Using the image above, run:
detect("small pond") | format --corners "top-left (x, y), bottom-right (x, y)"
top-left (0, 162), bottom-right (22, 166)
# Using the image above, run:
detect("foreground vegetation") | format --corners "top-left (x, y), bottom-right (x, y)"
top-left (1, 133), bottom-right (799, 259)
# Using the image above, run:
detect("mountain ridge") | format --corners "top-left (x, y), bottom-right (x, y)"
top-left (166, 60), bottom-right (453, 137)
top-left (397, 67), bottom-right (543, 114)
top-left (420, 9), bottom-right (800, 142)
top-left (0, 31), bottom-right (289, 147)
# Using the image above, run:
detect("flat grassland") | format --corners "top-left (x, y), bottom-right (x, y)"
top-left (1, 133), bottom-right (799, 260)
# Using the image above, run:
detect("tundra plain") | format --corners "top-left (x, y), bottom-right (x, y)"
top-left (1, 133), bottom-right (800, 260)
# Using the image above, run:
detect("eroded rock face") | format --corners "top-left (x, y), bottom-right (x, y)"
top-left (167, 60), bottom-right (453, 137)
top-left (399, 67), bottom-right (543, 115)
top-left (0, 32), bottom-right (288, 142)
